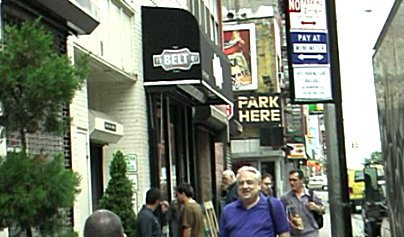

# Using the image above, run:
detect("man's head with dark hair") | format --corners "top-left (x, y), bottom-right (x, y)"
top-left (84, 209), bottom-right (124, 237)
top-left (288, 169), bottom-right (305, 193)
top-left (146, 188), bottom-right (162, 205)
top-left (289, 169), bottom-right (305, 180)
top-left (176, 183), bottom-right (195, 205)
top-left (176, 183), bottom-right (194, 198)
top-left (261, 173), bottom-right (273, 196)
top-left (261, 173), bottom-right (273, 180)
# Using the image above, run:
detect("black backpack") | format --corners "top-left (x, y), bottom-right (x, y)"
top-left (308, 190), bottom-right (324, 229)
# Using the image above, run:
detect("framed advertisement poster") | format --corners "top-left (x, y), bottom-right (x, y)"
top-left (223, 23), bottom-right (258, 91)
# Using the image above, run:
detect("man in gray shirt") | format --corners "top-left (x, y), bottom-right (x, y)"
top-left (281, 170), bottom-right (325, 237)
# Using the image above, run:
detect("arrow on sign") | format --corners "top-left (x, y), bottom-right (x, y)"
top-left (301, 21), bottom-right (316, 25)
top-left (298, 54), bottom-right (324, 60)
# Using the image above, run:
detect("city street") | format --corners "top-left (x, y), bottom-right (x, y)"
top-left (316, 191), bottom-right (364, 237)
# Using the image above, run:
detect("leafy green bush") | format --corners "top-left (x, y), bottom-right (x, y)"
top-left (0, 152), bottom-right (80, 236)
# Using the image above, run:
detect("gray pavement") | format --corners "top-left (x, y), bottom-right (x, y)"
top-left (316, 191), bottom-right (364, 237)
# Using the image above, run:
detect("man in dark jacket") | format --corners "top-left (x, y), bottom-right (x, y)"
top-left (137, 188), bottom-right (169, 237)
top-left (222, 169), bottom-right (238, 204)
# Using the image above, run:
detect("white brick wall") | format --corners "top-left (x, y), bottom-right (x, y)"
top-left (99, 80), bottom-right (150, 210)
top-left (67, 0), bottom-right (147, 234)
top-left (126, 0), bottom-right (149, 210)
top-left (67, 37), bottom-right (93, 235)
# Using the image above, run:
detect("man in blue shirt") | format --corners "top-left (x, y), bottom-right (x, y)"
top-left (219, 166), bottom-right (290, 237)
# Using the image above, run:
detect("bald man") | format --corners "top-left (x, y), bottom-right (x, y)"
top-left (84, 209), bottom-right (125, 237)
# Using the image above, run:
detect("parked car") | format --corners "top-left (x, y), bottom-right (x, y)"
top-left (307, 175), bottom-right (328, 190)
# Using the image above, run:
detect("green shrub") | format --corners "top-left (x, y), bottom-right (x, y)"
top-left (98, 151), bottom-right (137, 237)
top-left (0, 152), bottom-right (80, 236)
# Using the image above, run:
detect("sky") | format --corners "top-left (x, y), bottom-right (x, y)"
top-left (335, 0), bottom-right (395, 168)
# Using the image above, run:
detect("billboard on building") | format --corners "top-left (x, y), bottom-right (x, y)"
top-left (223, 24), bottom-right (258, 91)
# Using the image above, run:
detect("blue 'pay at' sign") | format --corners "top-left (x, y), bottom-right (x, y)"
top-left (290, 32), bottom-right (329, 65)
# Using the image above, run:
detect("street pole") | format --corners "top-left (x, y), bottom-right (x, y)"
top-left (325, 0), bottom-right (353, 237)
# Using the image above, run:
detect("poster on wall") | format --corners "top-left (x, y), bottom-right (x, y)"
top-left (287, 143), bottom-right (307, 159)
top-left (223, 23), bottom-right (258, 91)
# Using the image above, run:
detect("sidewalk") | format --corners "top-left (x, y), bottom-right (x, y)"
top-left (317, 190), bottom-right (364, 237)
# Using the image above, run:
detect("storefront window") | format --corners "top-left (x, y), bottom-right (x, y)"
top-left (153, 94), bottom-right (189, 201)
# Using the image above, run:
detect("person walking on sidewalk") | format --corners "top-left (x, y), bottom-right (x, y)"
top-left (281, 169), bottom-right (325, 237)
top-left (221, 169), bottom-right (238, 204)
top-left (261, 172), bottom-right (274, 196)
top-left (219, 166), bottom-right (290, 237)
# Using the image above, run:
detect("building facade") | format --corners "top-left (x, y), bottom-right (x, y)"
top-left (0, 0), bottom-right (233, 236)
top-left (69, 0), bottom-right (141, 233)
top-left (69, 0), bottom-right (232, 235)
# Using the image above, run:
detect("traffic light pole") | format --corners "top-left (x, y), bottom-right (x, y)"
top-left (324, 0), bottom-right (353, 237)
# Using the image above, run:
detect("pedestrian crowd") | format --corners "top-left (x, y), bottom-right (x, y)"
top-left (83, 166), bottom-right (324, 237)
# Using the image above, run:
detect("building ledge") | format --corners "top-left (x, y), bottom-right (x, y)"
top-left (231, 138), bottom-right (285, 158)
top-left (37, 0), bottom-right (99, 34)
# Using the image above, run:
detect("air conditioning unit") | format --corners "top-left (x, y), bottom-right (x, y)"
top-left (89, 110), bottom-right (124, 144)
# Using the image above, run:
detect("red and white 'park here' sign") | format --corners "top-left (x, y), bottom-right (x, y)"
top-left (288, 0), bottom-right (327, 30)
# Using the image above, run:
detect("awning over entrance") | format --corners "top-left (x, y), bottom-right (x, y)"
top-left (141, 6), bottom-right (233, 107)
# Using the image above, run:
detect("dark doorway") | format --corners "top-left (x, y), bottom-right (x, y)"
top-left (90, 142), bottom-right (104, 211)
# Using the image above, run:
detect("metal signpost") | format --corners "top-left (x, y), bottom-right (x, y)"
top-left (286, 0), bottom-right (353, 236)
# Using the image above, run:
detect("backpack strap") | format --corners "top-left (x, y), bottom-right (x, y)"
top-left (267, 196), bottom-right (278, 234)
top-left (308, 189), bottom-right (314, 202)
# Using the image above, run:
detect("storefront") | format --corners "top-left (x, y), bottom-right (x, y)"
top-left (142, 6), bottom-right (233, 203)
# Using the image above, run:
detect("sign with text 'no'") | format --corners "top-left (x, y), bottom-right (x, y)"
top-left (288, 0), bottom-right (327, 30)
